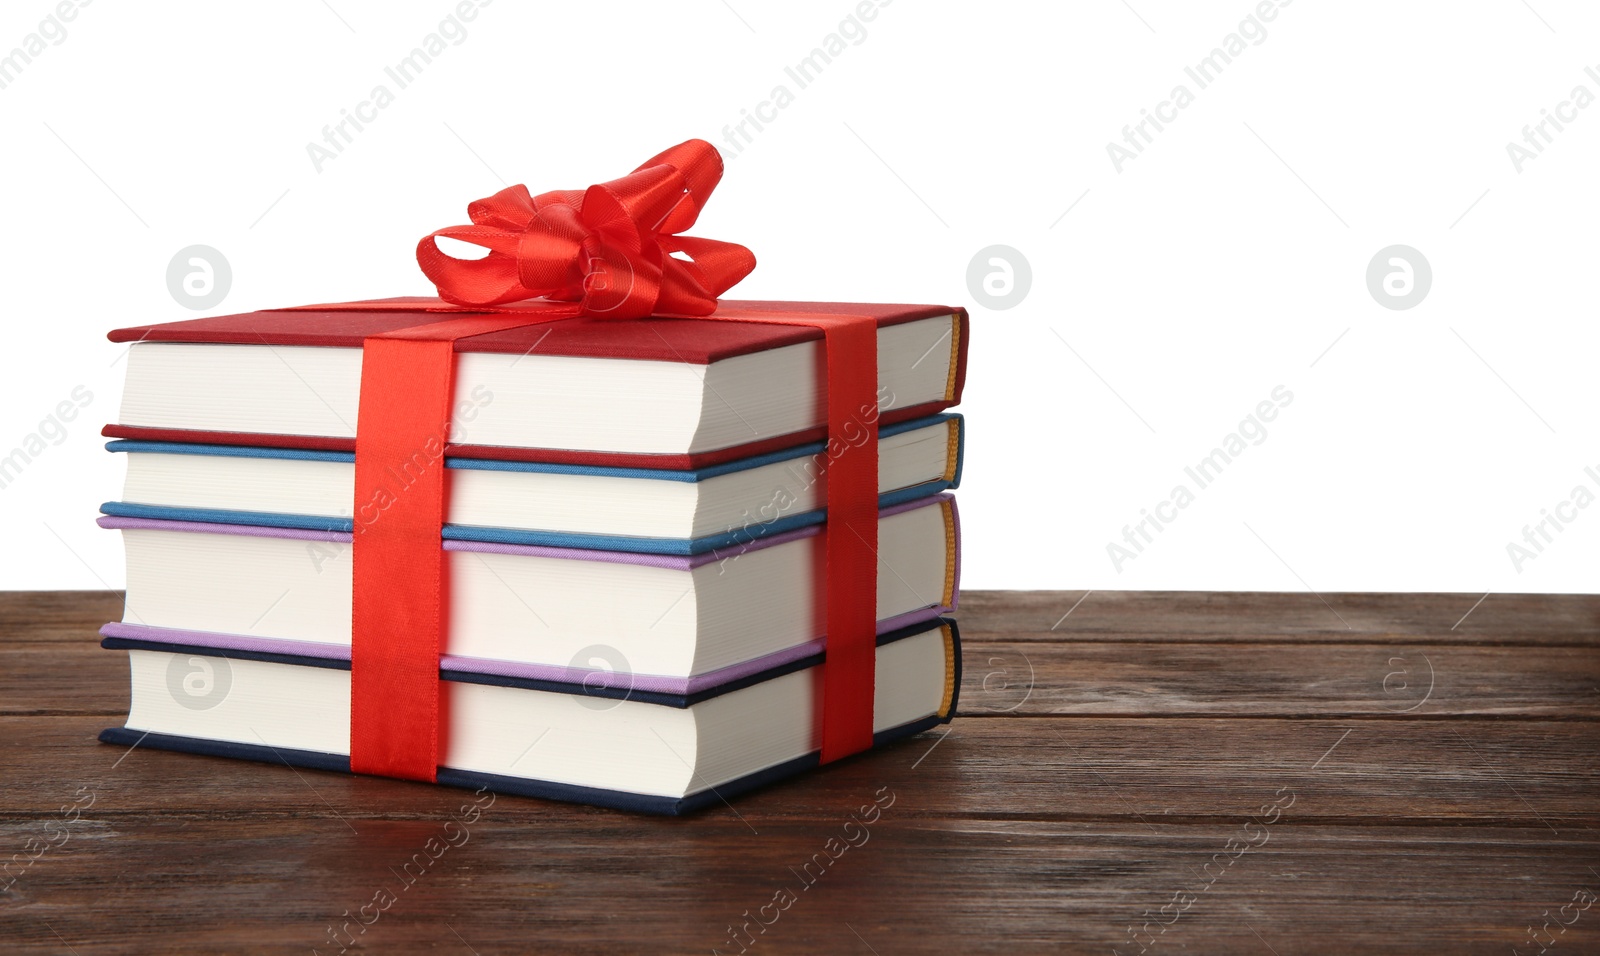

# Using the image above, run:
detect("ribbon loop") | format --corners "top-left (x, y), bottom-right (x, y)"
top-left (416, 139), bottom-right (755, 317)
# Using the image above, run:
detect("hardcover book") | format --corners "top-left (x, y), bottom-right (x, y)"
top-left (105, 299), bottom-right (969, 469)
top-left (100, 494), bottom-right (960, 687)
top-left (100, 414), bottom-right (963, 555)
top-left (100, 617), bottom-right (961, 815)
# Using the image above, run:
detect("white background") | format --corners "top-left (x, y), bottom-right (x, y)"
top-left (1, 0), bottom-right (1595, 594)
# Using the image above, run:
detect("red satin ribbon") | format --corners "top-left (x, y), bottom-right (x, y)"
top-left (343, 140), bottom-right (878, 784)
top-left (350, 311), bottom-right (577, 781)
top-left (416, 140), bottom-right (755, 316)
top-left (703, 309), bottom-right (878, 763)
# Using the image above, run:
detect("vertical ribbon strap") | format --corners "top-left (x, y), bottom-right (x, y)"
top-left (816, 318), bottom-right (879, 762)
top-left (705, 310), bottom-right (879, 763)
top-left (350, 313), bottom-right (573, 782)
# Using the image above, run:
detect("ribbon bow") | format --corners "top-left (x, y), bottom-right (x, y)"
top-left (416, 139), bottom-right (756, 317)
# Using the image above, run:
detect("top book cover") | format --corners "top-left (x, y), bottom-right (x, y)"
top-left (105, 298), bottom-right (969, 470)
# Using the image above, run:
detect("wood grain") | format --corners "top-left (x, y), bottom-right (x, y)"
top-left (2, 820), bottom-right (1595, 955)
top-left (959, 589), bottom-right (1600, 645)
top-left (1, 715), bottom-right (1594, 828)
top-left (958, 640), bottom-right (1600, 717)
top-left (2, 589), bottom-right (1597, 955)
top-left (0, 591), bottom-right (124, 643)
top-left (17, 637), bottom-right (1599, 719)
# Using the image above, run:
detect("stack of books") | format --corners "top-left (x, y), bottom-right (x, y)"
top-left (98, 300), bottom-right (968, 813)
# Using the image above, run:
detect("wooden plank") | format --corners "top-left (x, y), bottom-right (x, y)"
top-left (958, 590), bottom-right (1600, 645)
top-left (9, 637), bottom-right (1599, 719)
top-left (0, 644), bottom-right (126, 716)
top-left (2, 717), bottom-right (1593, 828)
top-left (959, 640), bottom-right (1600, 717)
top-left (0, 591), bottom-right (122, 643)
top-left (1, 817), bottom-right (1594, 954)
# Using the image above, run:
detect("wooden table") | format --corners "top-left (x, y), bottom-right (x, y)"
top-left (2, 590), bottom-right (1596, 954)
